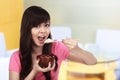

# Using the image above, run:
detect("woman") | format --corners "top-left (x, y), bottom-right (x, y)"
top-left (9, 6), bottom-right (97, 80)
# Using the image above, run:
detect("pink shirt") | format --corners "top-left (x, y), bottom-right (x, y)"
top-left (9, 42), bottom-right (69, 80)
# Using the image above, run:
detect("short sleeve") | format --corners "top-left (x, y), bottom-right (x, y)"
top-left (9, 51), bottom-right (21, 73)
top-left (52, 42), bottom-right (70, 60)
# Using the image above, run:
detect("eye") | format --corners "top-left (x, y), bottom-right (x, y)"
top-left (36, 25), bottom-right (40, 28)
top-left (45, 24), bottom-right (50, 28)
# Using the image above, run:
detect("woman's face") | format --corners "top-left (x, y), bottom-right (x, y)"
top-left (31, 21), bottom-right (50, 47)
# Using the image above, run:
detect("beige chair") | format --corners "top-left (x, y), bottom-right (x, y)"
top-left (0, 32), bottom-right (6, 57)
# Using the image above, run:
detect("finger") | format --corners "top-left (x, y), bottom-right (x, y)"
top-left (36, 57), bottom-right (40, 64)
top-left (40, 68), bottom-right (48, 72)
top-left (66, 40), bottom-right (78, 48)
top-left (51, 60), bottom-right (55, 70)
top-left (39, 66), bottom-right (50, 72)
top-left (63, 39), bottom-right (75, 45)
top-left (47, 62), bottom-right (51, 68)
top-left (38, 62), bottom-right (51, 72)
top-left (64, 43), bottom-right (74, 50)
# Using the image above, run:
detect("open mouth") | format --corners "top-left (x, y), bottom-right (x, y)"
top-left (38, 36), bottom-right (46, 43)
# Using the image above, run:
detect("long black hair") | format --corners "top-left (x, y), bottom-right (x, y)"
top-left (19, 6), bottom-right (58, 80)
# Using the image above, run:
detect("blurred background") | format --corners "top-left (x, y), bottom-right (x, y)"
top-left (1, 0), bottom-right (120, 50)
top-left (0, 0), bottom-right (120, 80)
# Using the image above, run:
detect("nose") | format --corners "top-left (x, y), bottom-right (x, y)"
top-left (39, 26), bottom-right (46, 33)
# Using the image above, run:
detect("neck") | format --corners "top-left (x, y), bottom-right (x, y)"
top-left (32, 46), bottom-right (43, 55)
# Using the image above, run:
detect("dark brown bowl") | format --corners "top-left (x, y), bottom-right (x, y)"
top-left (37, 54), bottom-right (55, 68)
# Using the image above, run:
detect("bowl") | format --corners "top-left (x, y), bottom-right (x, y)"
top-left (37, 54), bottom-right (55, 68)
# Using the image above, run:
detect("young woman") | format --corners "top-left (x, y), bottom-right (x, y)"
top-left (9, 6), bottom-right (97, 80)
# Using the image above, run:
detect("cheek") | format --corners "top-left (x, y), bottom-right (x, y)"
top-left (47, 29), bottom-right (50, 35)
top-left (31, 29), bottom-right (37, 39)
top-left (31, 28), bottom-right (38, 35)
top-left (48, 30), bottom-right (50, 34)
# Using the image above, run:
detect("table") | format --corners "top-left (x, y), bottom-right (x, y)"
top-left (58, 61), bottom-right (116, 80)
top-left (94, 52), bottom-right (120, 63)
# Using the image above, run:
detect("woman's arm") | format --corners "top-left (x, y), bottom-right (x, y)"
top-left (62, 38), bottom-right (97, 65)
top-left (24, 69), bottom-right (37, 80)
top-left (67, 48), bottom-right (97, 65)
top-left (9, 71), bottom-right (19, 80)
top-left (9, 59), bottom-right (55, 80)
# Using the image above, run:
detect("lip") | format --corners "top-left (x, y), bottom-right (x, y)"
top-left (39, 38), bottom-right (48, 44)
top-left (39, 40), bottom-right (44, 44)
top-left (38, 38), bottom-right (46, 44)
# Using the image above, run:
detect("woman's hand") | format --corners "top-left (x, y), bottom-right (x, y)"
top-left (25, 56), bottom-right (56, 80)
top-left (62, 38), bottom-right (79, 53)
top-left (62, 38), bottom-right (97, 65)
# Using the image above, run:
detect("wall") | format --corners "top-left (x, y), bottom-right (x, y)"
top-left (24, 0), bottom-right (120, 45)
top-left (0, 0), bottom-right (23, 50)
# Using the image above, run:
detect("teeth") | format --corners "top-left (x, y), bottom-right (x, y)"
top-left (38, 35), bottom-right (45, 38)
top-left (38, 36), bottom-right (46, 40)
top-left (39, 36), bottom-right (44, 37)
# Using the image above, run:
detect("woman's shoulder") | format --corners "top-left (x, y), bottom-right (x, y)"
top-left (52, 41), bottom-right (66, 48)
top-left (9, 49), bottom-right (21, 73)
top-left (10, 49), bottom-right (20, 58)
